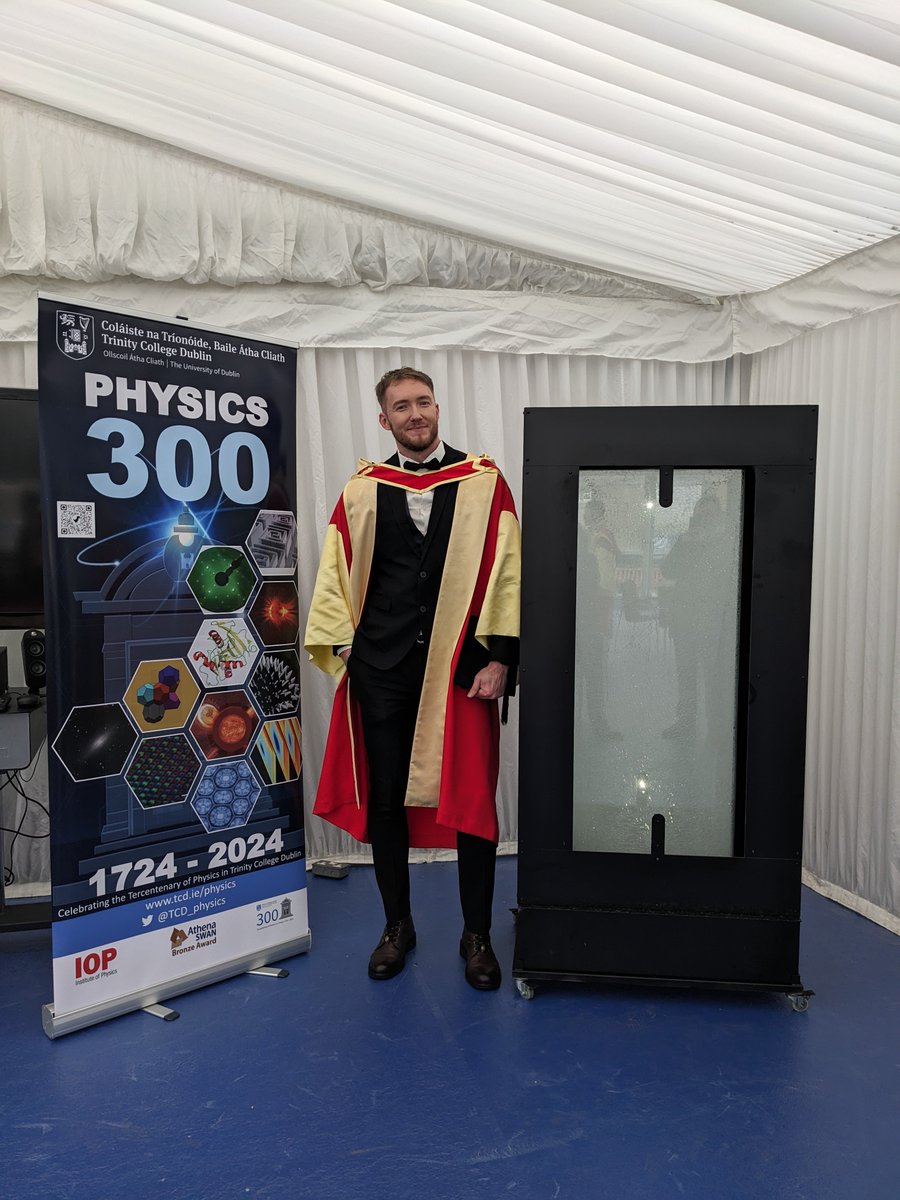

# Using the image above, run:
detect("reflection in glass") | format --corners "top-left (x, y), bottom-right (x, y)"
top-left (573, 470), bottom-right (743, 857)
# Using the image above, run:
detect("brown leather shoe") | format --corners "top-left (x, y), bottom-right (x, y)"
top-left (460, 929), bottom-right (501, 991)
top-left (368, 917), bottom-right (416, 980)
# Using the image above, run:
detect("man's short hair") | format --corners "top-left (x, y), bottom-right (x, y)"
top-left (375, 367), bottom-right (435, 409)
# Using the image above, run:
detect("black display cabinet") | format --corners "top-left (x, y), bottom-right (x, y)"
top-left (514, 406), bottom-right (817, 1008)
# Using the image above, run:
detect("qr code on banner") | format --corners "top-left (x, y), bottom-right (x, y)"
top-left (57, 501), bottom-right (96, 539)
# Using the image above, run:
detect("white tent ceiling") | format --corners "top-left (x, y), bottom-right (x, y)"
top-left (1, 0), bottom-right (899, 301)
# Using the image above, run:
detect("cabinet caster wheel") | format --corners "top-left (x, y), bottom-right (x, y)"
top-left (515, 979), bottom-right (535, 1000)
top-left (789, 993), bottom-right (810, 1013)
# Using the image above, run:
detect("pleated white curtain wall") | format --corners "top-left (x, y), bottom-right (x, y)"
top-left (749, 306), bottom-right (900, 930)
top-left (0, 342), bottom-right (34, 388)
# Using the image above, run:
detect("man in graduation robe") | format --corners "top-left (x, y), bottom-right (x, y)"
top-left (305, 367), bottom-right (520, 989)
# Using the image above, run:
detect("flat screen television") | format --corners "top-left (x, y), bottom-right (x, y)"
top-left (0, 388), bottom-right (43, 629)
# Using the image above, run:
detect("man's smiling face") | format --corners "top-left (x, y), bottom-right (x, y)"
top-left (379, 378), bottom-right (441, 459)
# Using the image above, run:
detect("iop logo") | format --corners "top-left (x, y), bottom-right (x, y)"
top-left (74, 946), bottom-right (118, 979)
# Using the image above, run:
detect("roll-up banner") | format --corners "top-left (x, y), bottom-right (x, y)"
top-left (38, 298), bottom-right (308, 1038)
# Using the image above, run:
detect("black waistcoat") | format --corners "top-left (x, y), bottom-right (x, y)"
top-left (351, 449), bottom-right (464, 670)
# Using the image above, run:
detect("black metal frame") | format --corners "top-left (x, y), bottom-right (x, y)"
top-left (0, 386), bottom-right (49, 928)
top-left (0, 387), bottom-right (43, 630)
top-left (514, 405), bottom-right (818, 996)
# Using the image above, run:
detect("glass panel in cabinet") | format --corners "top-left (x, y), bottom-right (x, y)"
top-left (573, 469), bottom-right (743, 857)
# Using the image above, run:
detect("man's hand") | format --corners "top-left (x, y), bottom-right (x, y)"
top-left (338, 647), bottom-right (352, 665)
top-left (467, 662), bottom-right (508, 701)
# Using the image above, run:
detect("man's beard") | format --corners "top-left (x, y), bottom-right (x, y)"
top-left (393, 421), bottom-right (438, 454)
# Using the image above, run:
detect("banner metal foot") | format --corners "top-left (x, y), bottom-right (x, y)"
top-left (144, 1003), bottom-right (179, 1021)
top-left (247, 966), bottom-right (289, 979)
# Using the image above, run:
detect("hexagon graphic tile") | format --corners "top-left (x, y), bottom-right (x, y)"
top-left (190, 760), bottom-right (262, 832)
top-left (123, 658), bottom-right (200, 734)
top-left (187, 545), bottom-right (258, 614)
top-left (190, 689), bottom-right (260, 760)
top-left (247, 581), bottom-right (299, 647)
top-left (251, 716), bottom-right (302, 786)
top-left (125, 734), bottom-right (202, 809)
top-left (249, 649), bottom-right (301, 717)
top-left (52, 703), bottom-right (138, 782)
top-left (246, 509), bottom-right (297, 576)
top-left (188, 617), bottom-right (260, 689)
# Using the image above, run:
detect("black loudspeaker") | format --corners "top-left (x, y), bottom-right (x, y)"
top-left (21, 629), bottom-right (47, 693)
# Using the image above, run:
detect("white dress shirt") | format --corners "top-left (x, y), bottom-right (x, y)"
top-left (399, 441), bottom-right (445, 536)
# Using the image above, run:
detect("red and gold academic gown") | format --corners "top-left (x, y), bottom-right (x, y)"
top-left (304, 455), bottom-right (521, 849)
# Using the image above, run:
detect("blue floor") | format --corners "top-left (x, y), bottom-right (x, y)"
top-left (1, 858), bottom-right (898, 1199)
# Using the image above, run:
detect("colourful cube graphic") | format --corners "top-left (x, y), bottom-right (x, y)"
top-left (123, 658), bottom-right (200, 734)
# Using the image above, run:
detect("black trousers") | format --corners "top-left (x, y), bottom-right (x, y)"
top-left (347, 643), bottom-right (497, 933)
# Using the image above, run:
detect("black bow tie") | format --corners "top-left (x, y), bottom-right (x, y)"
top-left (403, 458), bottom-right (442, 472)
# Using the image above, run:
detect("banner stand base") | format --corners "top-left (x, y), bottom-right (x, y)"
top-left (42, 933), bottom-right (310, 1039)
top-left (144, 1003), bottom-right (179, 1022)
top-left (126, 966), bottom-right (289, 1025)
